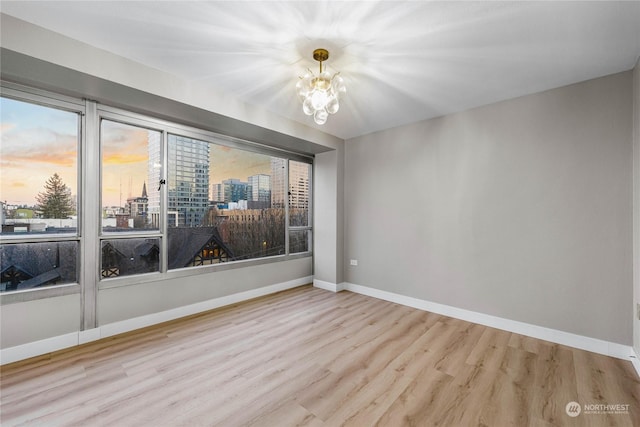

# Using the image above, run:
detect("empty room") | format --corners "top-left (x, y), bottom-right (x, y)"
top-left (1, 1), bottom-right (639, 426)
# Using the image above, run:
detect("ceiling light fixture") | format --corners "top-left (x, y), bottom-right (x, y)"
top-left (296, 48), bottom-right (346, 125)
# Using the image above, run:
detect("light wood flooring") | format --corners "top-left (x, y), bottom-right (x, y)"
top-left (1, 285), bottom-right (639, 426)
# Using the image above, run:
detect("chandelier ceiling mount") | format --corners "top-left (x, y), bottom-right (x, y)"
top-left (296, 48), bottom-right (346, 125)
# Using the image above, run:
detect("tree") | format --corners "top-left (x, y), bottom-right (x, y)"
top-left (36, 173), bottom-right (75, 219)
top-left (217, 208), bottom-right (285, 259)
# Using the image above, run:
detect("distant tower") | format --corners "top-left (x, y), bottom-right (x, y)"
top-left (126, 181), bottom-right (149, 228)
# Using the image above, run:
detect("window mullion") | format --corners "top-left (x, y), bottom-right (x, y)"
top-left (81, 100), bottom-right (100, 330)
top-left (161, 130), bottom-right (169, 273)
top-left (285, 160), bottom-right (290, 255)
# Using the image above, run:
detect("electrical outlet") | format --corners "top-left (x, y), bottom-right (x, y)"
top-left (350, 259), bottom-right (358, 266)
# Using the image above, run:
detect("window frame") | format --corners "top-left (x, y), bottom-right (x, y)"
top-left (98, 111), bottom-right (166, 238)
top-left (96, 106), bottom-right (313, 290)
top-left (0, 82), bottom-right (313, 299)
top-left (0, 83), bottom-right (85, 302)
top-left (287, 160), bottom-right (313, 255)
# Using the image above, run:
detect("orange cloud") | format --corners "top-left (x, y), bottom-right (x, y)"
top-left (103, 152), bottom-right (148, 165)
top-left (0, 123), bottom-right (16, 132)
top-left (0, 150), bottom-right (77, 167)
top-left (215, 145), bottom-right (232, 152)
top-left (101, 125), bottom-right (153, 167)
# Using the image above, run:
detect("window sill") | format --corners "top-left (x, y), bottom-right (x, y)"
top-left (97, 252), bottom-right (312, 290)
top-left (0, 283), bottom-right (80, 305)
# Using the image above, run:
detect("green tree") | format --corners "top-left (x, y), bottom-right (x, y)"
top-left (36, 173), bottom-right (74, 219)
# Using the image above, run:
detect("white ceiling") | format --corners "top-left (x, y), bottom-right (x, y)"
top-left (1, 1), bottom-right (639, 140)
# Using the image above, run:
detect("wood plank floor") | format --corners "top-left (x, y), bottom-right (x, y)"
top-left (1, 285), bottom-right (639, 426)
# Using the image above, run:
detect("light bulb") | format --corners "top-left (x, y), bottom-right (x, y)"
top-left (316, 72), bottom-right (332, 90)
top-left (310, 90), bottom-right (329, 110)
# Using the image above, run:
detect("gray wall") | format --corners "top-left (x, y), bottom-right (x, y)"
top-left (1, 294), bottom-right (80, 348)
top-left (634, 58), bottom-right (640, 354)
top-left (99, 258), bottom-right (312, 325)
top-left (314, 148), bottom-right (345, 285)
top-left (345, 71), bottom-right (633, 345)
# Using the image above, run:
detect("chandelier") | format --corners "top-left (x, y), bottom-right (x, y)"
top-left (296, 48), bottom-right (346, 125)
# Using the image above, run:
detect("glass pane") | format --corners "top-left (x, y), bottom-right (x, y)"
top-left (101, 120), bottom-right (161, 232)
top-left (289, 161), bottom-right (310, 227)
top-left (167, 136), bottom-right (286, 269)
top-left (1, 241), bottom-right (78, 292)
top-left (101, 238), bottom-right (160, 279)
top-left (289, 230), bottom-right (310, 254)
top-left (1, 97), bottom-right (79, 236)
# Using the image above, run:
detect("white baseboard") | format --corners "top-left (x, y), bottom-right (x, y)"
top-left (101, 276), bottom-right (312, 338)
top-left (0, 333), bottom-right (78, 365)
top-left (313, 279), bottom-right (345, 292)
top-left (341, 282), bottom-right (638, 370)
top-left (0, 276), bottom-right (312, 365)
top-left (78, 328), bottom-right (101, 345)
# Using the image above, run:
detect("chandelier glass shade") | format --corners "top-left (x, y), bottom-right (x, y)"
top-left (296, 49), bottom-right (346, 125)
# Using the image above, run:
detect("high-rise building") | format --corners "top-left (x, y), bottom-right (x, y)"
top-left (212, 183), bottom-right (224, 203)
top-left (153, 135), bottom-right (211, 227)
top-left (288, 161), bottom-right (310, 209)
top-left (270, 158), bottom-right (286, 208)
top-left (147, 132), bottom-right (162, 227)
top-left (270, 158), bottom-right (309, 209)
top-left (247, 174), bottom-right (271, 209)
top-left (221, 179), bottom-right (248, 203)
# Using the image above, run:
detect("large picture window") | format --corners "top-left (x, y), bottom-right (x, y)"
top-left (2, 85), bottom-right (312, 292)
top-left (167, 135), bottom-right (289, 269)
top-left (0, 95), bottom-right (81, 292)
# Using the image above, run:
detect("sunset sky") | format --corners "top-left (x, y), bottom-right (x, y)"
top-left (1, 97), bottom-right (78, 207)
top-left (101, 120), bottom-right (154, 207)
top-left (1, 97), bottom-right (273, 208)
